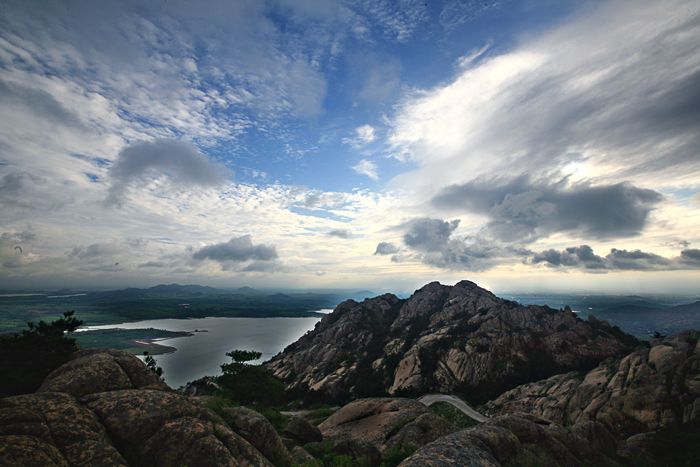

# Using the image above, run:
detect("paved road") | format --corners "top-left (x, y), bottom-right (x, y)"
top-left (418, 394), bottom-right (489, 423)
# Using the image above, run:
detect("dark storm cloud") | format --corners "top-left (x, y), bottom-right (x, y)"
top-left (327, 229), bottom-right (352, 239)
top-left (432, 176), bottom-right (662, 241)
top-left (527, 245), bottom-right (700, 271)
top-left (106, 139), bottom-right (231, 206)
top-left (403, 218), bottom-right (460, 252)
top-left (374, 242), bottom-right (399, 255)
top-left (193, 235), bottom-right (277, 263)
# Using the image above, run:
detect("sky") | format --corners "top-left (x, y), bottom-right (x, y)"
top-left (1, 0), bottom-right (699, 293)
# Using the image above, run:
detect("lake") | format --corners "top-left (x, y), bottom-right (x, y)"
top-left (80, 316), bottom-right (323, 388)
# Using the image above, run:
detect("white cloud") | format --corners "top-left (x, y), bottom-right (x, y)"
top-left (343, 124), bottom-right (378, 148)
top-left (388, 0), bottom-right (700, 196)
top-left (352, 159), bottom-right (379, 180)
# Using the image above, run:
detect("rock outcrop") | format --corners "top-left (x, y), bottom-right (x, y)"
top-left (0, 349), bottom-right (277, 466)
top-left (483, 330), bottom-right (700, 438)
top-left (399, 414), bottom-right (620, 467)
top-left (266, 280), bottom-right (638, 402)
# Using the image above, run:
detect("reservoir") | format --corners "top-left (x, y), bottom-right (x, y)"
top-left (80, 316), bottom-right (323, 388)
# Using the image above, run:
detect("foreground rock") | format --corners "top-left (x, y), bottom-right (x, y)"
top-left (399, 414), bottom-right (620, 467)
top-left (319, 398), bottom-right (454, 454)
top-left (0, 349), bottom-right (276, 466)
top-left (483, 330), bottom-right (700, 438)
top-left (266, 280), bottom-right (638, 402)
top-left (39, 348), bottom-right (169, 396)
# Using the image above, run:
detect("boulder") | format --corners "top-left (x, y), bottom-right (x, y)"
top-left (181, 376), bottom-right (222, 397)
top-left (223, 406), bottom-right (292, 466)
top-left (399, 414), bottom-right (620, 467)
top-left (319, 398), bottom-right (454, 454)
top-left (39, 349), bottom-right (168, 397)
top-left (319, 398), bottom-right (426, 446)
top-left (283, 416), bottom-right (323, 444)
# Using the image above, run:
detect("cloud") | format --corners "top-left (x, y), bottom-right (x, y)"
top-left (328, 229), bottom-right (352, 239)
top-left (439, 0), bottom-right (501, 31)
top-left (605, 248), bottom-right (673, 271)
top-left (403, 218), bottom-right (460, 252)
top-left (0, 171), bottom-right (71, 212)
top-left (393, 217), bottom-right (506, 270)
top-left (528, 245), bottom-right (700, 271)
top-left (193, 235), bottom-right (278, 263)
top-left (529, 245), bottom-right (607, 270)
top-left (388, 0), bottom-right (700, 192)
top-left (355, 0), bottom-right (430, 42)
top-left (70, 243), bottom-right (121, 260)
top-left (680, 249), bottom-right (700, 265)
top-left (343, 124), bottom-right (377, 148)
top-left (433, 177), bottom-right (662, 241)
top-left (106, 139), bottom-right (231, 206)
top-left (352, 159), bottom-right (379, 180)
top-left (374, 241), bottom-right (399, 255)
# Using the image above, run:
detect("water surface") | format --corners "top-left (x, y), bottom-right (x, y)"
top-left (81, 316), bottom-right (321, 388)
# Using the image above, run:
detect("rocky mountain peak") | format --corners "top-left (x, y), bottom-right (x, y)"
top-left (266, 280), bottom-right (639, 404)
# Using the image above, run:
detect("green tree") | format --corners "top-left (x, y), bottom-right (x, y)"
top-left (217, 349), bottom-right (285, 406)
top-left (0, 311), bottom-right (83, 396)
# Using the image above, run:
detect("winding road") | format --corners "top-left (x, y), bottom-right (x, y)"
top-left (418, 394), bottom-right (489, 423)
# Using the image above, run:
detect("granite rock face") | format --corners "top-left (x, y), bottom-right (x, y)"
top-left (483, 331), bottom-right (700, 438)
top-left (0, 349), bottom-right (277, 466)
top-left (398, 414), bottom-right (620, 467)
top-left (266, 280), bottom-right (638, 402)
